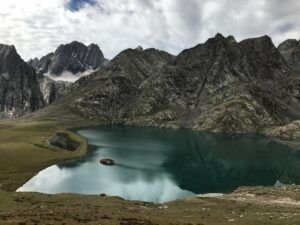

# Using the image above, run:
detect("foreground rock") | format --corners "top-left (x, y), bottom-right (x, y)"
top-left (48, 133), bottom-right (80, 151)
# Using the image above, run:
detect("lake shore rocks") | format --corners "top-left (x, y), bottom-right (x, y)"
top-left (48, 133), bottom-right (80, 151)
top-left (264, 120), bottom-right (300, 140)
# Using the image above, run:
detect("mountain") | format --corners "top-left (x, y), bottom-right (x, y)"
top-left (0, 44), bottom-right (44, 119)
top-left (28, 41), bottom-right (108, 82)
top-left (30, 34), bottom-right (300, 134)
top-left (27, 41), bottom-right (109, 105)
top-left (130, 34), bottom-right (298, 132)
top-left (278, 39), bottom-right (300, 73)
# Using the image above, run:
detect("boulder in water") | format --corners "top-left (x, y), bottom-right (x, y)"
top-left (100, 158), bottom-right (115, 166)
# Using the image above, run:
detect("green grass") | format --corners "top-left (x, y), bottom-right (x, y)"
top-left (0, 121), bottom-right (88, 191)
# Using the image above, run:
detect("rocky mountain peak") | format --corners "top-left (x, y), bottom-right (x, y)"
top-left (0, 44), bottom-right (22, 74)
top-left (278, 39), bottom-right (298, 51)
top-left (31, 41), bottom-right (107, 77)
top-left (226, 35), bottom-right (236, 44)
top-left (135, 46), bottom-right (144, 52)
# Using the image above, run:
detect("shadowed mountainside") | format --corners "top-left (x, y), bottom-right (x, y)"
top-left (0, 44), bottom-right (44, 119)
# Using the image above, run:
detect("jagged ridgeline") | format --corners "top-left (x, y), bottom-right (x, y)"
top-left (1, 34), bottom-right (300, 133)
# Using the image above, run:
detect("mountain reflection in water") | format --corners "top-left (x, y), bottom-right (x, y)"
top-left (18, 126), bottom-right (300, 202)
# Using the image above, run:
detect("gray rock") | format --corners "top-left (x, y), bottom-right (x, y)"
top-left (38, 76), bottom-right (71, 105)
top-left (31, 41), bottom-right (108, 76)
top-left (278, 39), bottom-right (300, 73)
top-left (48, 133), bottom-right (80, 151)
top-left (0, 44), bottom-right (44, 119)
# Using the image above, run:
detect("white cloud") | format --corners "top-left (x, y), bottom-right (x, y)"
top-left (0, 0), bottom-right (299, 61)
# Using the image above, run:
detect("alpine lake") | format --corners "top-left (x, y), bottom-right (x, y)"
top-left (18, 126), bottom-right (300, 203)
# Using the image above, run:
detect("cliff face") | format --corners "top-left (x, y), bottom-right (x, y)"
top-left (32, 34), bottom-right (300, 134)
top-left (0, 44), bottom-right (44, 119)
top-left (278, 39), bottom-right (300, 73)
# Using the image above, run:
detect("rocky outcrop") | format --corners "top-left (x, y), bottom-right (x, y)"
top-left (0, 44), bottom-right (44, 119)
top-left (278, 39), bottom-right (300, 103)
top-left (48, 133), bottom-right (80, 151)
top-left (278, 39), bottom-right (300, 73)
top-left (29, 41), bottom-right (108, 77)
top-left (38, 76), bottom-right (71, 105)
top-left (264, 120), bottom-right (300, 140)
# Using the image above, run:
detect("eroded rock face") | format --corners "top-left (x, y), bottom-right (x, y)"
top-left (29, 41), bottom-right (108, 76)
top-left (278, 38), bottom-right (300, 102)
top-left (278, 39), bottom-right (300, 73)
top-left (0, 44), bottom-right (44, 119)
top-left (72, 47), bottom-right (174, 121)
top-left (129, 34), bottom-right (295, 132)
top-left (38, 76), bottom-right (71, 105)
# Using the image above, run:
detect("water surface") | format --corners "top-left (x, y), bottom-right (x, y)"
top-left (18, 126), bottom-right (300, 202)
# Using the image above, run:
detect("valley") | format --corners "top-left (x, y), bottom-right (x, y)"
top-left (0, 33), bottom-right (300, 224)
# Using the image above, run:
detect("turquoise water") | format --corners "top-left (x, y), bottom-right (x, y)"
top-left (18, 126), bottom-right (300, 202)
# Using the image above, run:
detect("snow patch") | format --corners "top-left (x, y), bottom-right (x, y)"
top-left (44, 70), bottom-right (95, 83)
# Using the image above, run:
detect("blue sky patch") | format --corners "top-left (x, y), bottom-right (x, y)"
top-left (67, 0), bottom-right (97, 11)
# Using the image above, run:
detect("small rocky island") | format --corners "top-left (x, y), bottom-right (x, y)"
top-left (100, 158), bottom-right (115, 166)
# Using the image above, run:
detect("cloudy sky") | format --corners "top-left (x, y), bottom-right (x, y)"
top-left (0, 0), bottom-right (299, 60)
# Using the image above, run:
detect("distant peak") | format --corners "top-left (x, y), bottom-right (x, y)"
top-left (0, 44), bottom-right (17, 53)
top-left (135, 46), bottom-right (144, 52)
top-left (227, 35), bottom-right (236, 44)
top-left (278, 39), bottom-right (298, 50)
top-left (214, 33), bottom-right (225, 39)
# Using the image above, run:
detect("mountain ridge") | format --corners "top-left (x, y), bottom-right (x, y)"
top-left (28, 41), bottom-right (108, 78)
top-left (26, 34), bottom-right (300, 137)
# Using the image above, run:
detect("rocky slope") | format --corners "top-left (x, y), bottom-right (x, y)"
top-left (129, 34), bottom-right (296, 132)
top-left (278, 39), bottom-right (300, 73)
top-left (0, 44), bottom-right (44, 119)
top-left (32, 34), bottom-right (300, 133)
top-left (27, 41), bottom-right (109, 105)
top-left (38, 76), bottom-right (71, 105)
top-left (70, 47), bottom-right (174, 121)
